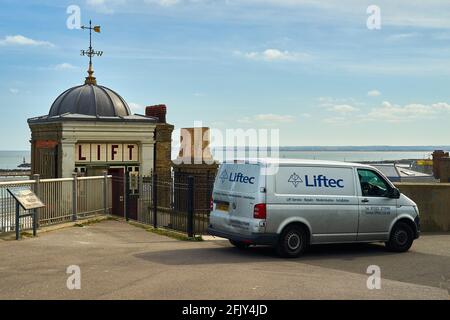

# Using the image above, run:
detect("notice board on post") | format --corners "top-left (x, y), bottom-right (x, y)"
top-left (7, 186), bottom-right (45, 210)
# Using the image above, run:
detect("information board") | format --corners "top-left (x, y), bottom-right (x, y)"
top-left (7, 187), bottom-right (45, 210)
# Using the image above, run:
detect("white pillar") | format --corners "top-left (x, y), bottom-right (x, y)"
top-left (60, 141), bottom-right (76, 178)
top-left (140, 142), bottom-right (154, 176)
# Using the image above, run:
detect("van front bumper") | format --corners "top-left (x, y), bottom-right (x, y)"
top-left (207, 226), bottom-right (278, 246)
top-left (414, 216), bottom-right (421, 239)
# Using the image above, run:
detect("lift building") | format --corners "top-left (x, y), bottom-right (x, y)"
top-left (28, 82), bottom-right (158, 179)
top-left (26, 21), bottom-right (176, 218)
top-left (27, 21), bottom-right (166, 179)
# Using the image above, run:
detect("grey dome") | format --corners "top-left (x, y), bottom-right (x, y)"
top-left (49, 84), bottom-right (131, 117)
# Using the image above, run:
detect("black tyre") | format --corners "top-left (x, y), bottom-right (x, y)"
top-left (386, 222), bottom-right (414, 252)
top-left (276, 225), bottom-right (308, 258)
top-left (229, 239), bottom-right (250, 249)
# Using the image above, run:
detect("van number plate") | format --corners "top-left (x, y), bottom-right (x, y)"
top-left (216, 203), bottom-right (229, 212)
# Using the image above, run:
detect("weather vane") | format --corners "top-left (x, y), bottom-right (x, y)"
top-left (80, 20), bottom-right (102, 85)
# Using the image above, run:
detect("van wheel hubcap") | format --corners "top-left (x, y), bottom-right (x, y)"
top-left (395, 230), bottom-right (408, 246)
top-left (287, 233), bottom-right (301, 251)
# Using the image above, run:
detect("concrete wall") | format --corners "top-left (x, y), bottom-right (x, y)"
top-left (395, 183), bottom-right (450, 232)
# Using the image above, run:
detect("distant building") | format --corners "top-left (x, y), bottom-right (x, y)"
top-left (432, 150), bottom-right (450, 183)
top-left (372, 163), bottom-right (437, 183)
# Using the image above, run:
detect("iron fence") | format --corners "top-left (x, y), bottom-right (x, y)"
top-left (1, 170), bottom-right (215, 237)
top-left (0, 174), bottom-right (112, 235)
top-left (134, 173), bottom-right (215, 235)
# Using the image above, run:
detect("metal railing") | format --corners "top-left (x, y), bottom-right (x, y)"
top-left (134, 173), bottom-right (215, 236)
top-left (0, 174), bottom-right (112, 235)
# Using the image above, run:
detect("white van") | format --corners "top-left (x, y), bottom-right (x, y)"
top-left (208, 159), bottom-right (420, 258)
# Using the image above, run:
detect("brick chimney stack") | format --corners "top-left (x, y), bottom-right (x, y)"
top-left (146, 104), bottom-right (167, 123)
top-left (432, 150), bottom-right (449, 179)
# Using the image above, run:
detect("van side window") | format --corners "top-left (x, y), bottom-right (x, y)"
top-left (357, 169), bottom-right (390, 197)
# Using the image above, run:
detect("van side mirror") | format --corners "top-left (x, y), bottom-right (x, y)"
top-left (389, 188), bottom-right (400, 199)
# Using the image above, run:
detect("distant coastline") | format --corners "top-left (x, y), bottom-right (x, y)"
top-left (2, 145), bottom-right (450, 153)
top-left (1, 146), bottom-right (449, 171)
top-left (213, 146), bottom-right (450, 151)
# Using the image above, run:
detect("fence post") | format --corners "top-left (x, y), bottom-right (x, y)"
top-left (103, 171), bottom-right (108, 215)
top-left (32, 174), bottom-right (40, 229)
top-left (72, 173), bottom-right (78, 221)
top-left (187, 175), bottom-right (194, 238)
top-left (125, 173), bottom-right (129, 221)
top-left (152, 173), bottom-right (158, 228)
top-left (15, 201), bottom-right (20, 240)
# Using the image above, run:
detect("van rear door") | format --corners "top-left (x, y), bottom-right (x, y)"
top-left (210, 163), bottom-right (264, 236)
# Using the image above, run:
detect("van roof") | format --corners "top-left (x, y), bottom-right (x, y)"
top-left (224, 158), bottom-right (374, 169)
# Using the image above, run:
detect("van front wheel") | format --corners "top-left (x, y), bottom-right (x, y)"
top-left (276, 225), bottom-right (308, 258)
top-left (386, 222), bottom-right (414, 252)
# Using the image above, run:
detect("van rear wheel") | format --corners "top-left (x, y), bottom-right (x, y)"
top-left (229, 239), bottom-right (250, 249)
top-left (276, 225), bottom-right (308, 258)
top-left (386, 222), bottom-right (414, 252)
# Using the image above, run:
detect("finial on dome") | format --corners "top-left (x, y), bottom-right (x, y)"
top-left (85, 62), bottom-right (96, 85)
top-left (80, 20), bottom-right (102, 85)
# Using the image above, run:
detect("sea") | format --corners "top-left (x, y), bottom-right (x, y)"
top-left (0, 151), bottom-right (31, 170)
top-left (0, 149), bottom-right (439, 171)
top-left (209, 150), bottom-right (435, 163)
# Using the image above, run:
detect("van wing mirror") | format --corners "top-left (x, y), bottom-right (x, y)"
top-left (389, 188), bottom-right (401, 199)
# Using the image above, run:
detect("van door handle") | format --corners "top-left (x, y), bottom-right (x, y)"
top-left (361, 198), bottom-right (369, 203)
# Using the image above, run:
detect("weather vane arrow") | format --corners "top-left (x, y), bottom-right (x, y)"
top-left (80, 20), bottom-right (102, 85)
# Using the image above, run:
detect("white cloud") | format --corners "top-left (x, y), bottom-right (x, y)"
top-left (0, 35), bottom-right (54, 47)
top-left (323, 116), bottom-right (347, 124)
top-left (323, 104), bottom-right (360, 124)
top-left (86, 0), bottom-right (127, 14)
top-left (255, 113), bottom-right (295, 122)
top-left (367, 90), bottom-right (381, 97)
top-left (238, 113), bottom-right (295, 124)
top-left (81, 1), bottom-right (450, 29)
top-left (328, 104), bottom-right (359, 113)
top-left (367, 101), bottom-right (450, 123)
top-left (387, 33), bottom-right (419, 41)
top-left (128, 102), bottom-right (145, 114)
top-left (155, 0), bottom-right (181, 6)
top-left (319, 95), bottom-right (450, 124)
top-left (318, 97), bottom-right (363, 118)
top-left (237, 117), bottom-right (252, 124)
top-left (9, 88), bottom-right (19, 94)
top-left (54, 63), bottom-right (77, 71)
top-left (144, 0), bottom-right (210, 7)
top-left (235, 49), bottom-right (311, 62)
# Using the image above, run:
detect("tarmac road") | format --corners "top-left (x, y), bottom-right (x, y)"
top-left (0, 220), bottom-right (448, 299)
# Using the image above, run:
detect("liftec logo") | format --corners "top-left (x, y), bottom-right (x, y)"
top-left (219, 170), bottom-right (255, 184)
top-left (289, 173), bottom-right (344, 188)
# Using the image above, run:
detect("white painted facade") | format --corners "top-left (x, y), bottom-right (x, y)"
top-left (29, 120), bottom-right (156, 178)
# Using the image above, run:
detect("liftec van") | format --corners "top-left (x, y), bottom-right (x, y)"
top-left (208, 159), bottom-right (420, 258)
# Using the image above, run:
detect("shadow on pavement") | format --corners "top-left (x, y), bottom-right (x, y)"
top-left (135, 241), bottom-right (450, 291)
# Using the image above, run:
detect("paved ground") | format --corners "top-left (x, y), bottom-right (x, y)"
top-left (0, 220), bottom-right (449, 300)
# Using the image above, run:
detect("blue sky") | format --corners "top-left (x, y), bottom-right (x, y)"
top-left (1, 0), bottom-right (450, 150)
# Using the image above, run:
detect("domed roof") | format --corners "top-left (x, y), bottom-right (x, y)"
top-left (48, 83), bottom-right (131, 117)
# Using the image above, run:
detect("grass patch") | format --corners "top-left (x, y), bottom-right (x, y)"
top-left (73, 216), bottom-right (110, 228)
top-left (20, 231), bottom-right (35, 238)
top-left (127, 221), bottom-right (203, 241)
